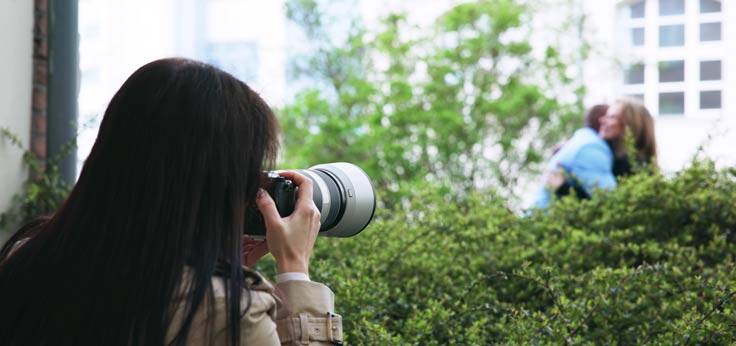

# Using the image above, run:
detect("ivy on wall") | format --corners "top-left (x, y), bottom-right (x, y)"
top-left (0, 127), bottom-right (72, 235)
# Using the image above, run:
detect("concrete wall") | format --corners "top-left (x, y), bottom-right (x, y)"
top-left (0, 0), bottom-right (34, 233)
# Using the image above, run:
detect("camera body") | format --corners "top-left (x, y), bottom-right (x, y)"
top-left (245, 176), bottom-right (296, 237)
top-left (245, 163), bottom-right (375, 238)
top-left (268, 176), bottom-right (297, 218)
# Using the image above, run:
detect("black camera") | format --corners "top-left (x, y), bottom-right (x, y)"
top-left (265, 176), bottom-right (297, 217)
top-left (245, 163), bottom-right (376, 238)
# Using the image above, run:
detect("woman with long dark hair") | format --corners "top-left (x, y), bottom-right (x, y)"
top-left (0, 58), bottom-right (342, 345)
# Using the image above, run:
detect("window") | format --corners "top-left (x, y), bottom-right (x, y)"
top-left (700, 0), bottom-right (721, 13)
top-left (700, 60), bottom-right (721, 81)
top-left (700, 22), bottom-right (721, 42)
top-left (626, 94), bottom-right (645, 102)
top-left (658, 60), bottom-right (684, 82)
top-left (660, 24), bottom-right (685, 46)
top-left (659, 92), bottom-right (685, 114)
top-left (700, 90), bottom-right (721, 109)
top-left (631, 27), bottom-right (645, 46)
top-left (630, 1), bottom-right (646, 18)
top-left (625, 64), bottom-right (645, 84)
top-left (659, 0), bottom-right (685, 16)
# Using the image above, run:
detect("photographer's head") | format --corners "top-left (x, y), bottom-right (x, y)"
top-left (87, 58), bottom-right (279, 224)
top-left (76, 58), bottom-right (280, 282)
top-left (0, 58), bottom-right (280, 345)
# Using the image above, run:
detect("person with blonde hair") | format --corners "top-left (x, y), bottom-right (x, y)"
top-left (599, 98), bottom-right (657, 176)
top-left (533, 99), bottom-right (659, 209)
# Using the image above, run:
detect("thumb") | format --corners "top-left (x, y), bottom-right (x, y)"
top-left (255, 189), bottom-right (282, 228)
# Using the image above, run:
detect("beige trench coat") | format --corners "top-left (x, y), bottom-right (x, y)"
top-left (166, 268), bottom-right (344, 345)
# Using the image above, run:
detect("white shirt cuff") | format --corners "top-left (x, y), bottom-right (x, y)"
top-left (277, 272), bottom-right (311, 283)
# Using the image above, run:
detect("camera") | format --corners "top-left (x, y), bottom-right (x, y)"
top-left (245, 162), bottom-right (376, 237)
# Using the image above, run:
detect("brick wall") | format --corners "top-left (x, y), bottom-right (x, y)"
top-left (31, 0), bottom-right (48, 167)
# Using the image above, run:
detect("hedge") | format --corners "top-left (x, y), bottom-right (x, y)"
top-left (255, 160), bottom-right (736, 345)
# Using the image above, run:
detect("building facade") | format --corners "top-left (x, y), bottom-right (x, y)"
top-left (582, 0), bottom-right (734, 171)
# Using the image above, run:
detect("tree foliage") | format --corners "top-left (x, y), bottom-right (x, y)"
top-left (280, 0), bottom-right (582, 202)
top-left (253, 161), bottom-right (736, 345)
top-left (271, 7), bottom-right (736, 340)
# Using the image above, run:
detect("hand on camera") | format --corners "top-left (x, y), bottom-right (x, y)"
top-left (255, 171), bottom-right (321, 275)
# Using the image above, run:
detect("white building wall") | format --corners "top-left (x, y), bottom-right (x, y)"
top-left (0, 0), bottom-right (34, 233)
top-left (583, 0), bottom-right (735, 172)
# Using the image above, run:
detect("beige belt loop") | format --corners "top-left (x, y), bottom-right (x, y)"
top-left (326, 312), bottom-right (333, 341)
top-left (299, 313), bottom-right (310, 345)
top-left (327, 312), bottom-right (343, 345)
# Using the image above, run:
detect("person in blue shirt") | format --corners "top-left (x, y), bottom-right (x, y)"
top-left (532, 104), bottom-right (615, 209)
top-left (532, 99), bottom-right (657, 209)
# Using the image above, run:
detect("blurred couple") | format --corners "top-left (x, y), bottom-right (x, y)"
top-left (533, 98), bottom-right (657, 209)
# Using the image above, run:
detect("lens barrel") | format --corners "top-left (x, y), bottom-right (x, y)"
top-left (245, 162), bottom-right (376, 237)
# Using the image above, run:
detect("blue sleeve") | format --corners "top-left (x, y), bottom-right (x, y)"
top-left (567, 143), bottom-right (616, 192)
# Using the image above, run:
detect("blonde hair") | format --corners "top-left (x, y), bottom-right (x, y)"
top-left (614, 98), bottom-right (657, 164)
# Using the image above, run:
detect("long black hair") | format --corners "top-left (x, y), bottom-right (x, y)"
top-left (0, 58), bottom-right (279, 345)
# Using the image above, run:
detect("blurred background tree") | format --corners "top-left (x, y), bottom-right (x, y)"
top-left (279, 0), bottom-right (583, 204)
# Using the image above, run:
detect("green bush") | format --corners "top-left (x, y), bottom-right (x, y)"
top-left (256, 160), bottom-right (736, 345)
